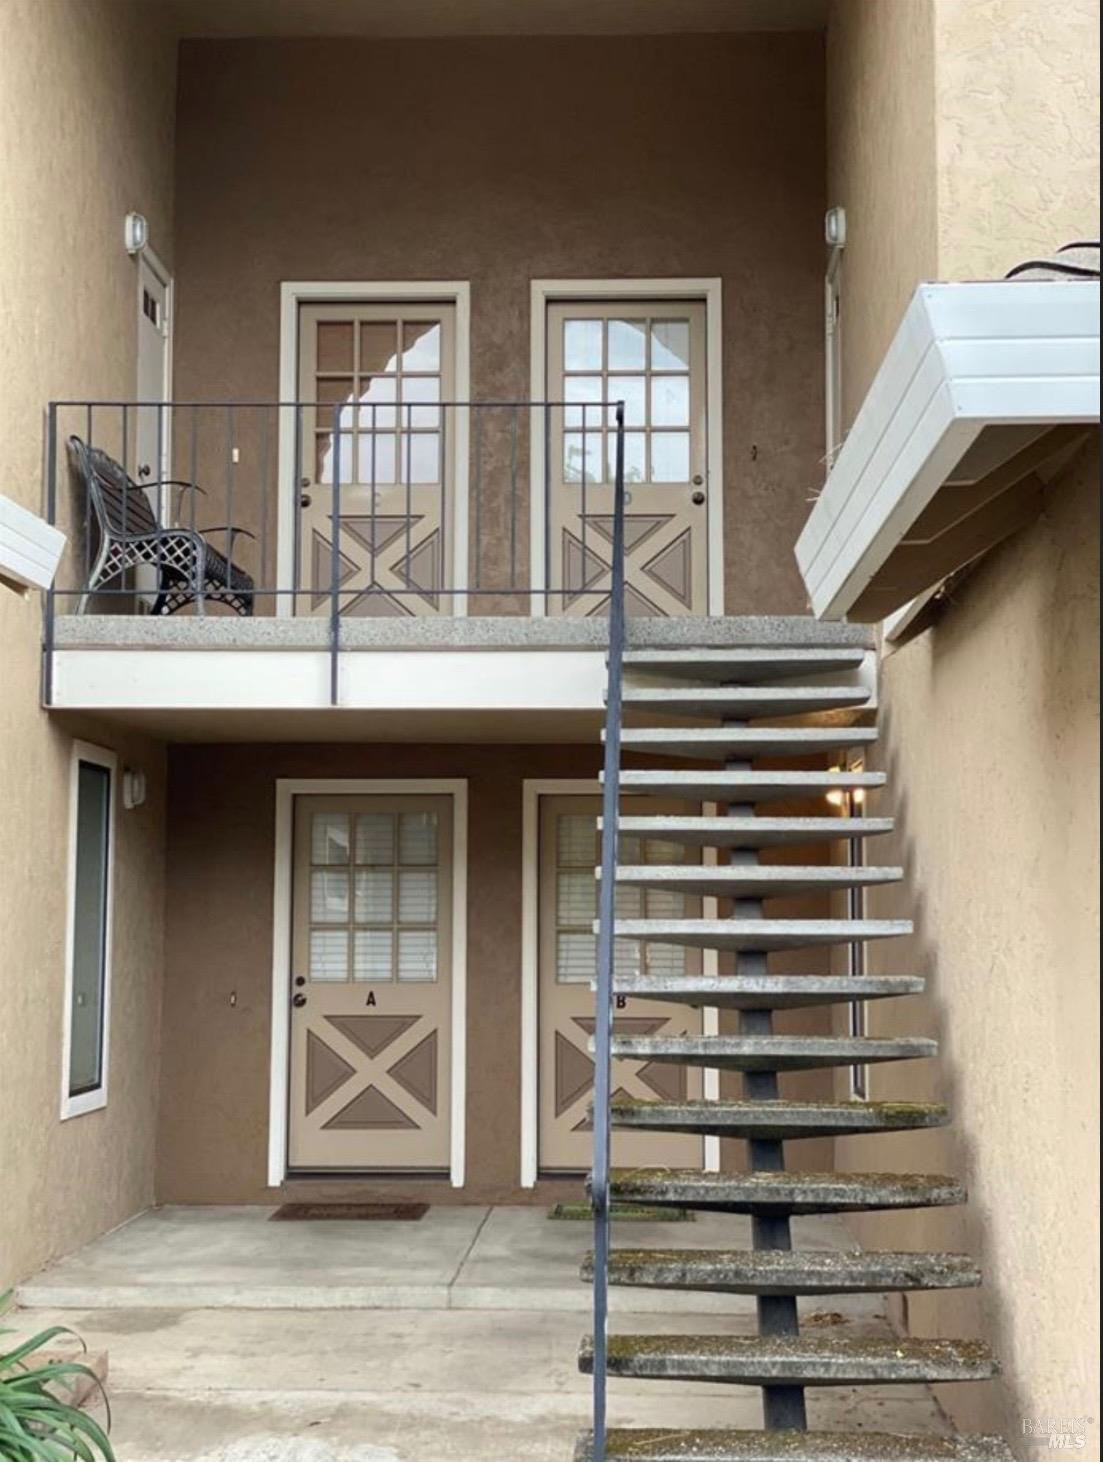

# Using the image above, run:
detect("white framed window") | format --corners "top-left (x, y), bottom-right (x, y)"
top-left (60, 741), bottom-right (117, 1120)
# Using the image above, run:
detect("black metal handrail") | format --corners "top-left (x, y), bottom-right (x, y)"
top-left (591, 402), bottom-right (627, 1462)
top-left (42, 398), bottom-right (634, 705)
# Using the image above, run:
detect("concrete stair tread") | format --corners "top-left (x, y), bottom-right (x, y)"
top-left (620, 686), bottom-right (871, 717)
top-left (573, 1429), bottom-right (1014, 1460)
top-left (609, 972), bottom-right (925, 1008)
top-left (609, 816), bottom-right (894, 848)
top-left (611, 770), bottom-right (886, 803)
top-left (608, 918), bottom-right (912, 952)
top-left (603, 1168), bottom-right (966, 1214)
top-left (621, 648), bottom-right (869, 681)
top-left (615, 728), bottom-right (879, 758)
top-left (579, 1333), bottom-right (998, 1384)
top-left (606, 1034), bottom-right (934, 1070)
top-left (611, 865), bottom-right (903, 898)
top-left (609, 1097), bottom-right (949, 1138)
top-left (585, 1247), bottom-right (980, 1294)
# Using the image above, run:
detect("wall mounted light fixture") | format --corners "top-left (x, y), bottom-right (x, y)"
top-left (824, 206), bottom-right (847, 249)
top-left (122, 767), bottom-right (147, 809)
top-left (124, 211), bottom-right (149, 256)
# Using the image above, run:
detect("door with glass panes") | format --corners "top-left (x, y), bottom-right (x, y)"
top-left (288, 795), bottom-right (452, 1171)
top-left (538, 795), bottom-right (704, 1172)
top-left (297, 303), bottom-right (454, 616)
top-left (547, 300), bottom-right (708, 616)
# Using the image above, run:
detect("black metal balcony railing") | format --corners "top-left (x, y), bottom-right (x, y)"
top-left (43, 398), bottom-right (633, 614)
top-left (43, 398), bottom-right (631, 698)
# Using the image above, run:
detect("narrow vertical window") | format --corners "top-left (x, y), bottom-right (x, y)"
top-left (62, 744), bottom-right (115, 1118)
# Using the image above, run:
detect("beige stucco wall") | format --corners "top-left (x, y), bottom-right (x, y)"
top-left (826, 0), bottom-right (939, 419)
top-left (157, 741), bottom-right (838, 1205)
top-left (171, 34), bottom-right (828, 614)
top-left (0, 0), bottom-right (176, 1287)
top-left (840, 440), bottom-right (1100, 1444)
top-left (825, 0), bottom-right (1100, 1447)
top-left (934, 0), bottom-right (1101, 282)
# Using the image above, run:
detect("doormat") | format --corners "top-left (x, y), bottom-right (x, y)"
top-left (270, 1202), bottom-right (429, 1221)
top-left (547, 1202), bottom-right (694, 1222)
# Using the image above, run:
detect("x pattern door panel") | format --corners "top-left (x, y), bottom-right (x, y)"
top-left (297, 303), bottom-right (454, 617)
top-left (538, 795), bottom-right (704, 1172)
top-left (547, 301), bottom-right (709, 617)
top-left (288, 795), bottom-right (452, 1170)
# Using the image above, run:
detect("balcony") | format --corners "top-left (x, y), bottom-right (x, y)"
top-left (42, 399), bottom-right (872, 734)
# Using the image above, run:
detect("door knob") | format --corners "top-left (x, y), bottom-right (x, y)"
top-left (691, 490), bottom-right (706, 505)
top-left (292, 993), bottom-right (307, 1008)
top-left (300, 492), bottom-right (312, 508)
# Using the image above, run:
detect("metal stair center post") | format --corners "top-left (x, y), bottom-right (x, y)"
top-left (726, 720), bottom-right (809, 1431)
top-left (592, 401), bottom-right (628, 1462)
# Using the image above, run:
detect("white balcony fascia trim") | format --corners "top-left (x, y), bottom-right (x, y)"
top-left (795, 279), bottom-right (1100, 621)
top-left (48, 647), bottom-right (608, 712)
top-left (0, 493), bottom-right (66, 592)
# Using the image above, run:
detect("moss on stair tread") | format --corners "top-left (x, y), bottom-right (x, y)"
top-left (572, 1429), bottom-right (1015, 1461)
top-left (582, 1247), bottom-right (981, 1294)
top-left (603, 1168), bottom-right (966, 1214)
top-left (609, 1097), bottom-right (949, 1139)
top-left (610, 972), bottom-right (923, 1008)
top-left (578, 1334), bottom-right (999, 1384)
top-left (606, 1034), bottom-right (931, 1069)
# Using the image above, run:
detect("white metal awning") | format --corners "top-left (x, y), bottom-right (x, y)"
top-left (796, 279), bottom-right (1100, 622)
top-left (0, 492), bottom-right (66, 593)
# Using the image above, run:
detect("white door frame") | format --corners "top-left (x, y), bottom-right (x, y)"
top-left (529, 278), bottom-right (725, 618)
top-left (519, 777), bottom-right (719, 1188)
top-left (269, 777), bottom-right (469, 1187)
top-left (136, 245), bottom-right (174, 494)
top-left (276, 281), bottom-right (472, 617)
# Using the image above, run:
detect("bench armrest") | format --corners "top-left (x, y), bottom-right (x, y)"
top-left (199, 525), bottom-right (257, 541)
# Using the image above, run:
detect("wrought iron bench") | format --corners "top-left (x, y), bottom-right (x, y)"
top-left (68, 435), bottom-right (255, 616)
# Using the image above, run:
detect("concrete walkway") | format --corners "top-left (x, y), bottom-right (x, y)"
top-left (19, 1204), bottom-right (880, 1315)
top-left (14, 1205), bottom-right (957, 1460)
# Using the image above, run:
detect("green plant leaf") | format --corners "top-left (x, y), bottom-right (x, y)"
top-left (0, 1303), bottom-right (114, 1462)
top-left (2, 1326), bottom-right (84, 1370)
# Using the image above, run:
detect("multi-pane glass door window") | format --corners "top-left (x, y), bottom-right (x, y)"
top-left (559, 314), bottom-right (696, 487)
top-left (307, 807), bottom-right (442, 983)
top-left (306, 314), bottom-right (445, 489)
top-left (554, 811), bottom-right (690, 983)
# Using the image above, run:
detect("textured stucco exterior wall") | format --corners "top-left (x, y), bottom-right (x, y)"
top-left (825, 0), bottom-right (1100, 1447)
top-left (0, 0), bottom-right (175, 1286)
top-left (826, 0), bottom-right (939, 421)
top-left (172, 34), bottom-right (827, 614)
top-left (934, 0), bottom-right (1101, 281)
top-left (838, 441), bottom-right (1100, 1444)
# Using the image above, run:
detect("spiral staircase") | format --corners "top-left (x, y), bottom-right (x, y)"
top-left (575, 641), bottom-right (1013, 1462)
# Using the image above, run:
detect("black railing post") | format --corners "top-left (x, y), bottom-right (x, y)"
top-left (543, 402), bottom-right (552, 615)
top-left (292, 403), bottom-right (303, 612)
top-left (592, 401), bottom-right (627, 1462)
top-left (329, 426), bottom-right (342, 706)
